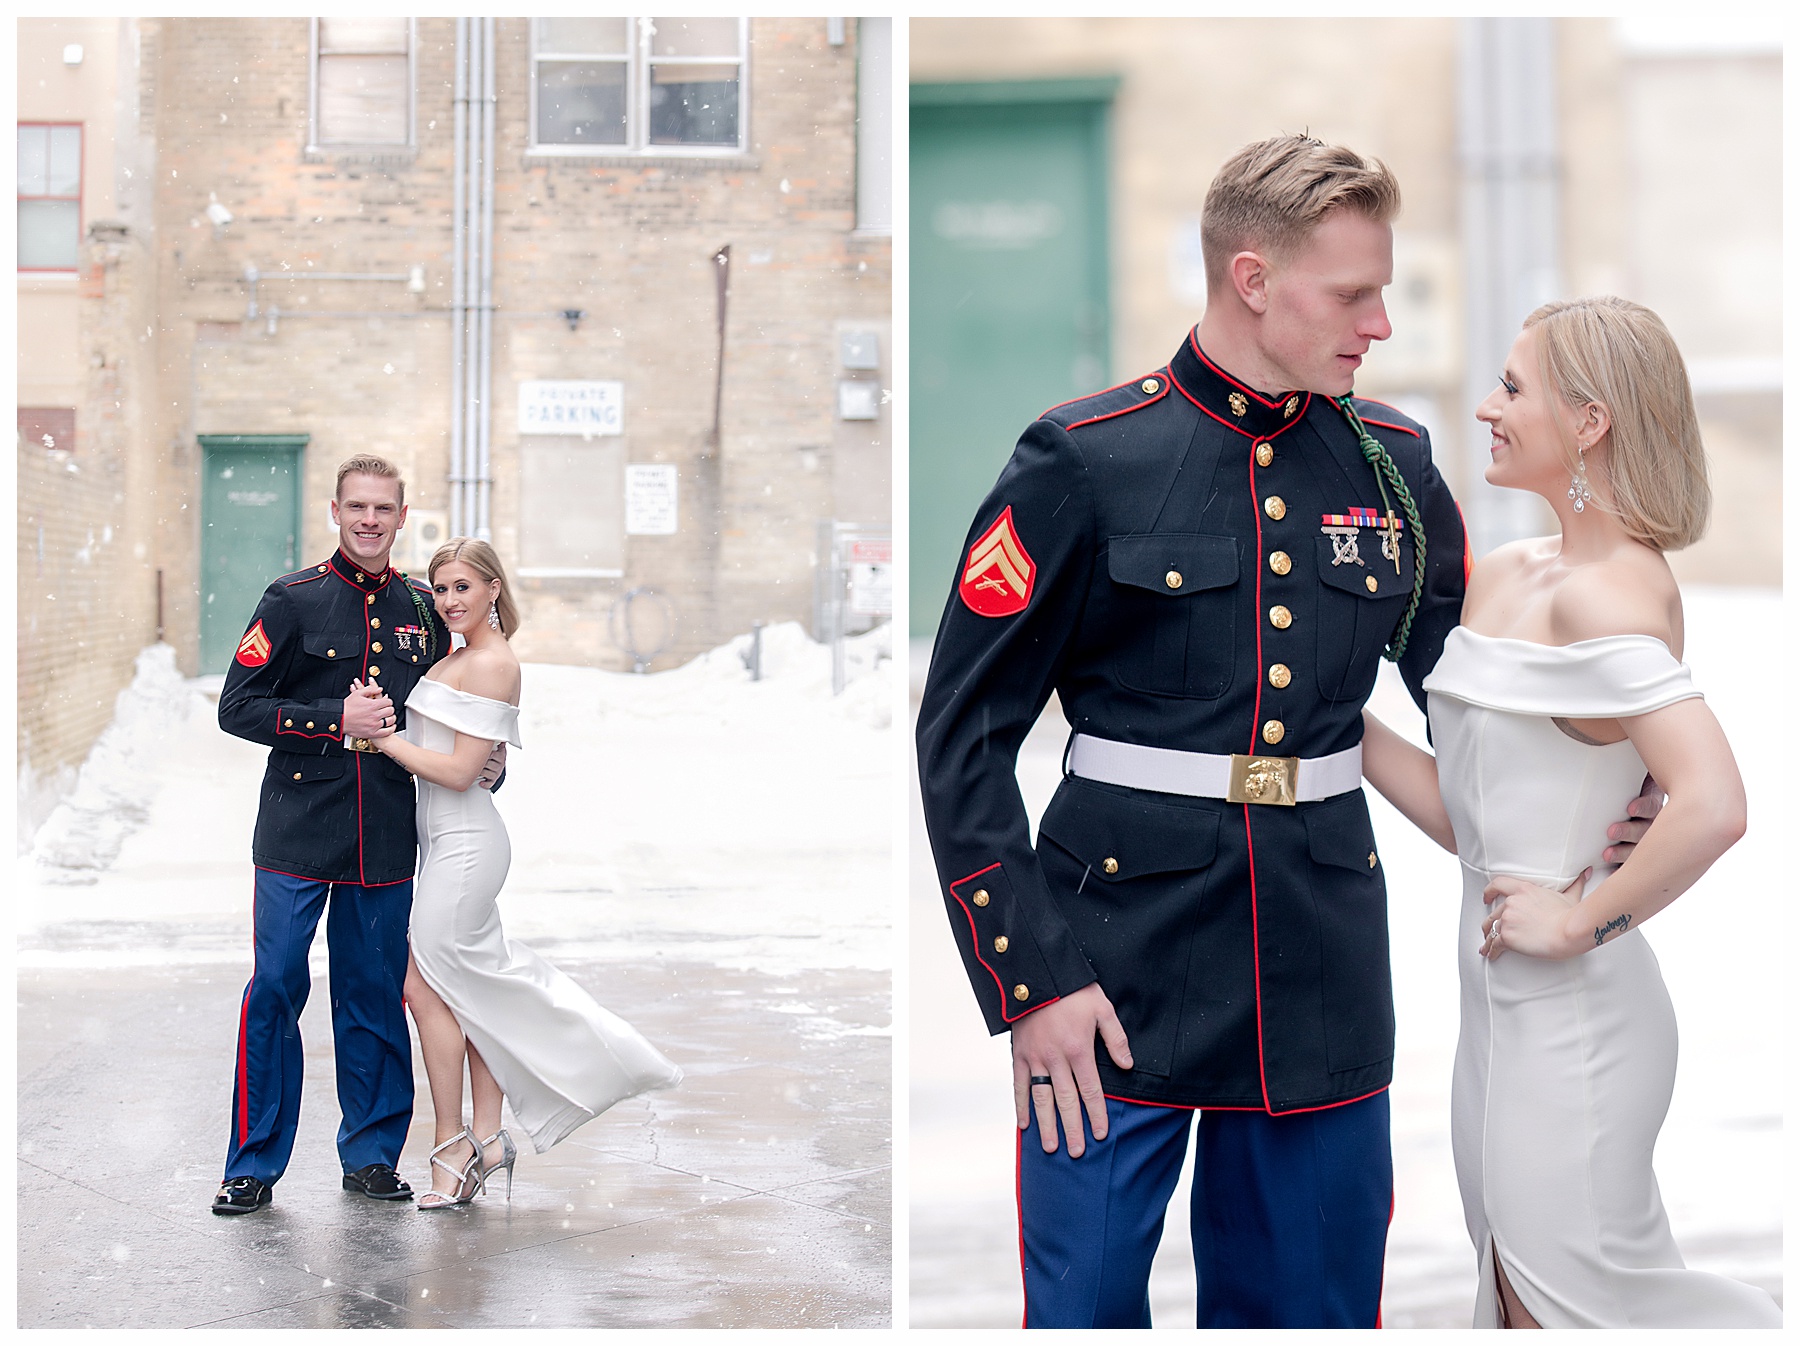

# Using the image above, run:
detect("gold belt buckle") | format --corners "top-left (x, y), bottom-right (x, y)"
top-left (1226, 754), bottom-right (1298, 806)
top-left (344, 737), bottom-right (380, 753)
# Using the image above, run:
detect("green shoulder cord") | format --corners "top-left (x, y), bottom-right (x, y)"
top-left (403, 576), bottom-right (439, 663)
top-left (1332, 395), bottom-right (1426, 661)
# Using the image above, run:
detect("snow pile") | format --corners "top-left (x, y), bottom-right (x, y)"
top-left (18, 623), bottom-right (896, 977)
top-left (27, 645), bottom-right (211, 883)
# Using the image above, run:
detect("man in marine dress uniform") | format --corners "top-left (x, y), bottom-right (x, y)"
top-left (211, 455), bottom-right (501, 1214)
top-left (916, 137), bottom-right (1657, 1325)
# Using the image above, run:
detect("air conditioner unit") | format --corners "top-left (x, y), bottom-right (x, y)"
top-left (397, 509), bottom-right (449, 574)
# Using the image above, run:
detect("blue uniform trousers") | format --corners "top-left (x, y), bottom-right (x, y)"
top-left (1019, 1092), bottom-right (1391, 1328)
top-left (223, 869), bottom-right (415, 1184)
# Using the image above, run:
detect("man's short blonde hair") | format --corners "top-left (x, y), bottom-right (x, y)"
top-left (1202, 135), bottom-right (1402, 291)
top-left (1523, 296), bottom-right (1710, 552)
top-left (335, 454), bottom-right (405, 507)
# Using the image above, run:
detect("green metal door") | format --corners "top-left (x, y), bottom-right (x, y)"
top-left (199, 434), bottom-right (307, 673)
top-left (909, 79), bottom-right (1116, 638)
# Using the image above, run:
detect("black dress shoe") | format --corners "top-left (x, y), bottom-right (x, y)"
top-left (212, 1176), bottom-right (273, 1215)
top-left (342, 1163), bottom-right (413, 1200)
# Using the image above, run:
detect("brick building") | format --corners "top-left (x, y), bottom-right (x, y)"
top-left (18, 17), bottom-right (893, 831)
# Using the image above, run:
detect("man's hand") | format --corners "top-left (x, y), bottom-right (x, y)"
top-left (476, 742), bottom-right (507, 790)
top-left (1602, 773), bottom-right (1664, 865)
top-left (342, 679), bottom-right (395, 740)
top-left (1011, 982), bottom-right (1133, 1158)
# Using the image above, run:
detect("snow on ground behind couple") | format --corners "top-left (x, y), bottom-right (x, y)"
top-left (908, 586), bottom-right (1781, 1327)
top-left (17, 622), bottom-right (893, 1328)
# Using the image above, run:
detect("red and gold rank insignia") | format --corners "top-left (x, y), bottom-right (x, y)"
top-left (235, 620), bottom-right (272, 667)
top-left (959, 506), bottom-right (1036, 617)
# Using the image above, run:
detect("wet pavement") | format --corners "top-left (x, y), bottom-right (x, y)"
top-left (19, 948), bottom-right (890, 1328)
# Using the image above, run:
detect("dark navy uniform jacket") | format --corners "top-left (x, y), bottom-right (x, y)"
top-left (219, 550), bottom-right (452, 887)
top-left (917, 330), bottom-right (1469, 1113)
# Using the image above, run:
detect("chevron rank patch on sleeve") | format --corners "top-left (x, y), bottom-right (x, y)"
top-left (236, 620), bottom-right (272, 667)
top-left (959, 506), bottom-right (1036, 617)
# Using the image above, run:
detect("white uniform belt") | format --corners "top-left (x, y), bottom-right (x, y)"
top-left (1068, 733), bottom-right (1362, 804)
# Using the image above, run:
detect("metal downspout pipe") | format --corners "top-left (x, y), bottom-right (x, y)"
top-left (460, 26), bottom-right (484, 541)
top-left (477, 16), bottom-right (496, 541)
top-left (449, 18), bottom-right (468, 538)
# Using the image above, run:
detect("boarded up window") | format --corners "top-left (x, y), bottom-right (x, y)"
top-left (519, 437), bottom-right (627, 574)
top-left (315, 19), bottom-right (411, 146)
top-left (19, 407), bottom-right (77, 453)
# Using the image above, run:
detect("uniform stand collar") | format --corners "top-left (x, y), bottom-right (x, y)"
top-left (1169, 329), bottom-right (1312, 440)
top-left (328, 549), bottom-right (396, 592)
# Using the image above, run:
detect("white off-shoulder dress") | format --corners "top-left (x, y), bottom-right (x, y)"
top-left (1422, 629), bottom-right (1779, 1328)
top-left (402, 677), bottom-right (682, 1154)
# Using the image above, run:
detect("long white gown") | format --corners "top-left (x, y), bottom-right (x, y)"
top-left (403, 677), bottom-right (682, 1155)
top-left (1423, 629), bottom-right (1780, 1328)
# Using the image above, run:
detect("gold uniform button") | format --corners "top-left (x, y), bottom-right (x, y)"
top-left (1013, 984), bottom-right (1030, 1002)
top-left (372, 642), bottom-right (383, 653)
top-left (1165, 570), bottom-right (1183, 590)
top-left (1141, 378), bottom-right (1160, 395)
top-left (412, 655), bottom-right (419, 662)
top-left (317, 564), bottom-right (328, 573)
top-left (306, 721), bottom-right (314, 729)
top-left (1269, 605), bottom-right (1293, 629)
top-left (1368, 851), bottom-right (1378, 869)
top-left (329, 723), bottom-right (338, 732)
top-left (368, 666), bottom-right (381, 677)
top-left (1262, 720), bottom-right (1286, 745)
top-left (1268, 550), bottom-right (1291, 576)
top-left (1268, 663), bottom-right (1292, 689)
top-left (366, 594), bottom-right (376, 605)
top-left (1102, 857), bottom-right (1119, 875)
top-left (993, 936), bottom-right (1010, 954)
top-left (972, 889), bottom-right (990, 907)
top-left (1263, 495), bottom-right (1286, 521)
top-left (284, 718), bottom-right (293, 727)
top-left (1256, 443), bottom-right (1274, 468)
top-left (327, 648), bottom-right (337, 658)
top-left (292, 772), bottom-right (302, 780)
top-left (370, 617), bottom-right (381, 628)
top-left (1365, 575), bottom-right (1379, 593)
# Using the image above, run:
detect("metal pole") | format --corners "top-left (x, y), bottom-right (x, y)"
top-left (450, 19), bottom-right (467, 538)
top-left (477, 16), bottom-right (496, 541)
top-left (461, 23), bottom-right (484, 540)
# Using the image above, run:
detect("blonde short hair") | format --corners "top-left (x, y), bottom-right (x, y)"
top-left (1202, 134), bottom-right (1402, 291)
top-left (1523, 297), bottom-right (1710, 552)
top-left (336, 453), bottom-right (405, 507)
top-left (429, 537), bottom-right (521, 638)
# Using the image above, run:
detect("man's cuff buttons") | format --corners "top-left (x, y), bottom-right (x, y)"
top-left (1013, 984), bottom-right (1030, 1001)
top-left (993, 935), bottom-right (1009, 954)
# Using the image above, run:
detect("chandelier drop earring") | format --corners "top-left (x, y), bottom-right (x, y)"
top-left (1568, 444), bottom-right (1595, 514)
top-left (488, 601), bottom-right (501, 631)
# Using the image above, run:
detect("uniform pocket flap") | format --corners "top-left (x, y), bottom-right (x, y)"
top-left (1303, 792), bottom-right (1379, 870)
top-left (271, 753), bottom-right (347, 782)
top-left (301, 633), bottom-right (358, 659)
top-left (1038, 780), bottom-right (1220, 879)
top-left (1108, 533), bottom-right (1238, 596)
top-left (1314, 533), bottom-right (1415, 598)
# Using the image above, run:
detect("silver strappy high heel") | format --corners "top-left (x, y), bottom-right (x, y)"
top-left (418, 1128), bottom-right (484, 1210)
top-left (477, 1128), bottom-right (518, 1203)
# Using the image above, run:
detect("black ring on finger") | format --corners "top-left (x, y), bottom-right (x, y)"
top-left (1029, 1075), bottom-right (1052, 1087)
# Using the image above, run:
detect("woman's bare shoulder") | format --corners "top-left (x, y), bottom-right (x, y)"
top-left (1464, 536), bottom-right (1547, 599)
top-left (1549, 547), bottom-right (1680, 650)
top-left (458, 644), bottom-right (523, 704)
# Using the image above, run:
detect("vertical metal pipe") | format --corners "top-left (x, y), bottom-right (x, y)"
top-left (450, 18), bottom-right (467, 539)
top-left (461, 23), bottom-right (484, 540)
top-left (477, 16), bottom-right (496, 541)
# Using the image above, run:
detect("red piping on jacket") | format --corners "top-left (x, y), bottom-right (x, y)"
top-left (253, 865), bottom-right (412, 888)
top-left (1102, 1083), bottom-right (1390, 1116)
top-left (947, 862), bottom-right (1063, 1024)
top-left (1245, 439), bottom-right (1275, 1113)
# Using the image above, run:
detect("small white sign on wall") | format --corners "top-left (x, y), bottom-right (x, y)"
top-left (518, 380), bottom-right (624, 436)
top-left (625, 464), bottom-right (678, 535)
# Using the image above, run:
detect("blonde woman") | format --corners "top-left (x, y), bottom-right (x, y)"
top-left (1361, 298), bottom-right (1778, 1327)
top-left (363, 538), bottom-right (681, 1208)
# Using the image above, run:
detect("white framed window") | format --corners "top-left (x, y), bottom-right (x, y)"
top-left (310, 18), bottom-right (416, 150)
top-left (530, 17), bottom-right (748, 156)
top-left (18, 123), bottom-right (82, 271)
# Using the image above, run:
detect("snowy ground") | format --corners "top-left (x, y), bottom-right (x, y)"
top-left (17, 623), bottom-right (895, 1328)
top-left (908, 586), bottom-right (1783, 1328)
top-left (20, 621), bottom-right (892, 978)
